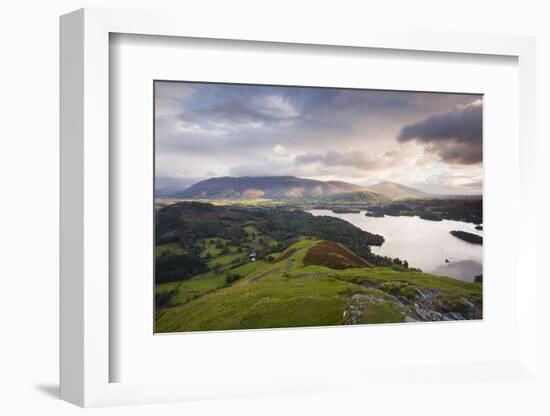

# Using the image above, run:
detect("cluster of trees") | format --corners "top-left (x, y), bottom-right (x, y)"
top-left (155, 254), bottom-right (208, 283)
top-left (252, 208), bottom-right (384, 263)
top-left (155, 285), bottom-right (180, 309)
top-left (155, 202), bottom-right (249, 247)
top-left (225, 273), bottom-right (242, 285)
top-left (367, 198), bottom-right (482, 224)
top-left (372, 255), bottom-right (419, 272)
top-left (154, 201), bottom-right (414, 284)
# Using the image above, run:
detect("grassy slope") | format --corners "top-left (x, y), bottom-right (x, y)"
top-left (155, 240), bottom-right (482, 332)
top-left (155, 223), bottom-right (279, 305)
top-left (303, 240), bottom-right (372, 269)
top-left (243, 225), bottom-right (278, 248)
top-left (156, 260), bottom-right (267, 305)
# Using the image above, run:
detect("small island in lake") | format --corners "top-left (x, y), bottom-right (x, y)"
top-left (331, 208), bottom-right (361, 214)
top-left (450, 230), bottom-right (482, 245)
top-left (365, 211), bottom-right (385, 218)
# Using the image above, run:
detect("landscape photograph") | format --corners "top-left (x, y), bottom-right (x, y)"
top-left (154, 80), bottom-right (483, 333)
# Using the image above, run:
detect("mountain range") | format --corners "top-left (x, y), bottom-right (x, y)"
top-left (169, 175), bottom-right (433, 202)
top-left (366, 181), bottom-right (430, 200)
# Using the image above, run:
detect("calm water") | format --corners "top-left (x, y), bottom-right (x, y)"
top-left (308, 210), bottom-right (483, 282)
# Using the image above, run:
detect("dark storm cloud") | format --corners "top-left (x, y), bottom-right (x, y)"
top-left (397, 103), bottom-right (482, 164)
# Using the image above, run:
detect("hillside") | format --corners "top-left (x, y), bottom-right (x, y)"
top-left (154, 201), bottom-right (482, 332)
top-left (155, 201), bottom-right (386, 281)
top-left (172, 176), bottom-right (386, 202)
top-left (155, 239), bottom-right (482, 332)
top-left (326, 190), bottom-right (390, 204)
top-left (367, 181), bottom-right (429, 200)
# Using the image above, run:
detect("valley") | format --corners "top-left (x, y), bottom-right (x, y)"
top-left (156, 234), bottom-right (482, 332)
top-left (154, 195), bottom-right (483, 332)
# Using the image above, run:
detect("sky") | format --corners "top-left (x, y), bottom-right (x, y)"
top-left (155, 81), bottom-right (483, 195)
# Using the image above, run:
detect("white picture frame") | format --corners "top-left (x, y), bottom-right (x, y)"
top-left (60, 7), bottom-right (538, 408)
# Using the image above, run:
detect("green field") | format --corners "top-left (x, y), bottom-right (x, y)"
top-left (154, 202), bottom-right (482, 332)
top-left (155, 239), bottom-right (482, 332)
top-left (156, 259), bottom-right (267, 305)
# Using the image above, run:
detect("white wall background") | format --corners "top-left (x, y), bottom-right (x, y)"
top-left (0, 1), bottom-right (548, 415)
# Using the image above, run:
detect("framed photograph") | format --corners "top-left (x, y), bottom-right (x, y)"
top-left (60, 8), bottom-right (539, 408)
top-left (153, 81), bottom-right (484, 334)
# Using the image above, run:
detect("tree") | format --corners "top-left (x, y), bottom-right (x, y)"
top-left (225, 273), bottom-right (242, 285)
top-left (155, 254), bottom-right (208, 283)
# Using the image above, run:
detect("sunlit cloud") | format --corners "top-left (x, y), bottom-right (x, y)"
top-left (155, 81), bottom-right (482, 194)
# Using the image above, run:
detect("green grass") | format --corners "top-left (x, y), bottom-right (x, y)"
top-left (208, 252), bottom-right (245, 267)
top-left (198, 237), bottom-right (232, 258)
top-left (156, 260), bottom-right (267, 306)
top-left (243, 225), bottom-right (259, 237)
top-left (156, 273), bottom-right (351, 332)
top-left (230, 260), bottom-right (267, 276)
top-left (360, 297), bottom-right (406, 324)
top-left (274, 239), bottom-right (316, 268)
top-left (155, 239), bottom-right (482, 333)
top-left (155, 243), bottom-right (184, 258)
top-left (156, 272), bottom-right (227, 305)
top-left (332, 267), bottom-right (482, 298)
top-left (243, 224), bottom-right (278, 248)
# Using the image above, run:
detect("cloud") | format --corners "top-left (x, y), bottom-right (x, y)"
top-left (173, 87), bottom-right (301, 136)
top-left (295, 151), bottom-right (379, 170)
top-left (155, 81), bottom-right (483, 194)
top-left (179, 100), bottom-right (295, 127)
top-left (155, 82), bottom-right (195, 117)
top-left (397, 102), bottom-right (482, 164)
top-left (457, 179), bottom-right (483, 192)
top-left (258, 95), bottom-right (299, 118)
top-left (294, 150), bottom-right (409, 172)
top-left (273, 144), bottom-right (290, 157)
top-left (155, 175), bottom-right (202, 190)
top-left (227, 158), bottom-right (295, 177)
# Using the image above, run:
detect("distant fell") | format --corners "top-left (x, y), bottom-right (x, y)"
top-left (173, 176), bottom-right (384, 201)
top-left (367, 181), bottom-right (429, 200)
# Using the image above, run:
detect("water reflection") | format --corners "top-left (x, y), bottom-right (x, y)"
top-left (308, 210), bottom-right (482, 282)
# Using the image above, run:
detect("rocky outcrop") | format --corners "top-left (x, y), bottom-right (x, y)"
top-left (343, 294), bottom-right (382, 324)
top-left (343, 282), bottom-right (482, 325)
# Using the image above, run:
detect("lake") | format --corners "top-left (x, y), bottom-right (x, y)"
top-left (308, 210), bottom-right (483, 282)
